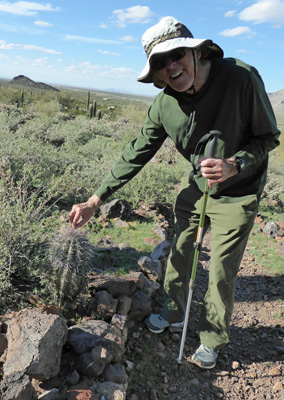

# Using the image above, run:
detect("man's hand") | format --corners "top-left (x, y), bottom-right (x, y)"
top-left (69, 194), bottom-right (102, 229)
top-left (200, 158), bottom-right (238, 189)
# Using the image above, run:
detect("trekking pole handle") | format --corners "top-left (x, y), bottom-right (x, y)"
top-left (206, 130), bottom-right (222, 159)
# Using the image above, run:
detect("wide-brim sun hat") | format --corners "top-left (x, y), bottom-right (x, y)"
top-left (137, 16), bottom-right (224, 85)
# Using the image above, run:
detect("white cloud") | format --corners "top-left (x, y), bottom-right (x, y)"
top-left (98, 49), bottom-right (120, 56)
top-left (0, 42), bottom-right (21, 49)
top-left (33, 56), bottom-right (48, 66)
top-left (64, 61), bottom-right (137, 80)
top-left (239, 0), bottom-right (284, 25)
top-left (34, 20), bottom-right (53, 27)
top-left (0, 40), bottom-right (60, 54)
top-left (220, 26), bottom-right (254, 37)
top-left (120, 35), bottom-right (136, 43)
top-left (225, 10), bottom-right (237, 17)
top-left (0, 1), bottom-right (60, 16)
top-left (64, 35), bottom-right (121, 45)
top-left (23, 44), bottom-right (60, 54)
top-left (112, 6), bottom-right (154, 28)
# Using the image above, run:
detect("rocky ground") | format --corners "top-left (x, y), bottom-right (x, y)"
top-left (125, 231), bottom-right (284, 400)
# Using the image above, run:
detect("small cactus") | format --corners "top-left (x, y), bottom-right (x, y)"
top-left (97, 110), bottom-right (102, 120)
top-left (48, 224), bottom-right (96, 308)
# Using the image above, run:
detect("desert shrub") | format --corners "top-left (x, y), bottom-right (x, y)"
top-left (35, 99), bottom-right (61, 116)
top-left (0, 168), bottom-right (60, 313)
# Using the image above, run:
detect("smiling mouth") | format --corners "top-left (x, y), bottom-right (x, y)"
top-left (170, 69), bottom-right (184, 79)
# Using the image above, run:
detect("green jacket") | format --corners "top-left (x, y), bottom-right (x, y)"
top-left (95, 58), bottom-right (280, 202)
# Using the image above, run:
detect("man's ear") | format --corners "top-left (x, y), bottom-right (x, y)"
top-left (152, 71), bottom-right (167, 89)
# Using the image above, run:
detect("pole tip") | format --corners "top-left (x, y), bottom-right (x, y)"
top-left (176, 357), bottom-right (183, 365)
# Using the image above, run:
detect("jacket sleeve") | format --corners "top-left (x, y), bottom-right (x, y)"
top-left (233, 66), bottom-right (280, 165)
top-left (95, 102), bottom-right (167, 202)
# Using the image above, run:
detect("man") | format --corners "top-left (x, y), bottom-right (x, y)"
top-left (69, 17), bottom-right (280, 369)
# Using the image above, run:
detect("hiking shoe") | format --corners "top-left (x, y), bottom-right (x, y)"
top-left (192, 344), bottom-right (219, 369)
top-left (145, 314), bottom-right (184, 333)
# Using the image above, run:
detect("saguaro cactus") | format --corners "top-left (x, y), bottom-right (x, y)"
top-left (89, 103), bottom-right (94, 118)
top-left (97, 110), bottom-right (102, 120)
top-left (87, 90), bottom-right (90, 110)
top-left (93, 100), bottom-right (97, 117)
top-left (21, 90), bottom-right (24, 106)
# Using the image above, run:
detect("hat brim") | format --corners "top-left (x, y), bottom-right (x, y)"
top-left (137, 37), bottom-right (223, 84)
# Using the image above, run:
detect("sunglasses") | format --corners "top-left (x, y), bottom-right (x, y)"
top-left (151, 48), bottom-right (188, 72)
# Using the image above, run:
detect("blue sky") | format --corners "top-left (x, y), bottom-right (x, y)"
top-left (0, 0), bottom-right (283, 96)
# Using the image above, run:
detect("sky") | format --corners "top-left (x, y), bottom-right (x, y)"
top-left (0, 0), bottom-right (283, 97)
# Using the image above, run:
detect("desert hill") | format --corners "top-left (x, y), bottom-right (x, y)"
top-left (268, 88), bottom-right (284, 113)
top-left (8, 75), bottom-right (59, 92)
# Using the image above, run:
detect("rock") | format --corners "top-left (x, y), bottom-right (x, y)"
top-left (128, 290), bottom-right (152, 321)
top-left (125, 360), bottom-right (135, 371)
top-left (268, 367), bottom-right (281, 376)
top-left (38, 389), bottom-right (60, 400)
top-left (128, 271), bottom-right (145, 289)
top-left (151, 225), bottom-right (167, 240)
top-left (113, 218), bottom-right (130, 228)
top-left (67, 369), bottom-right (80, 386)
top-left (67, 382), bottom-right (100, 400)
top-left (263, 221), bottom-right (284, 238)
top-left (117, 295), bottom-right (132, 316)
top-left (111, 314), bottom-right (128, 334)
top-left (0, 371), bottom-right (37, 400)
top-left (94, 381), bottom-right (127, 400)
top-left (88, 273), bottom-right (140, 297)
top-left (143, 277), bottom-right (160, 298)
top-left (3, 308), bottom-right (68, 381)
top-left (100, 199), bottom-right (132, 220)
top-left (138, 256), bottom-right (162, 281)
top-left (103, 363), bottom-right (127, 384)
top-left (88, 290), bottom-right (118, 320)
top-left (273, 381), bottom-right (283, 392)
top-left (76, 349), bottom-right (109, 379)
top-left (0, 332), bottom-right (8, 357)
top-left (67, 320), bottom-right (124, 362)
top-left (150, 240), bottom-right (171, 270)
top-left (232, 361), bottom-right (240, 370)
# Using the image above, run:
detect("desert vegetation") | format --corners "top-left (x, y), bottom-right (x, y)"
top-left (0, 81), bottom-right (283, 318)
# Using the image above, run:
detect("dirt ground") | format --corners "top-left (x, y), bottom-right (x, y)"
top-left (125, 231), bottom-right (284, 400)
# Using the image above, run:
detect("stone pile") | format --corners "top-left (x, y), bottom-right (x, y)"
top-left (0, 199), bottom-right (172, 400)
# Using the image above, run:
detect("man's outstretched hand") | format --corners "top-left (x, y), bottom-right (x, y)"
top-left (69, 194), bottom-right (102, 229)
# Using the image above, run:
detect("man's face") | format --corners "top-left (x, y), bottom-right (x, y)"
top-left (151, 47), bottom-right (199, 92)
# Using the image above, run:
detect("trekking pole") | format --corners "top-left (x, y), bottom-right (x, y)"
top-left (177, 130), bottom-right (221, 364)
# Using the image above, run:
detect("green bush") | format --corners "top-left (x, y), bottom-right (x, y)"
top-left (0, 167), bottom-right (59, 313)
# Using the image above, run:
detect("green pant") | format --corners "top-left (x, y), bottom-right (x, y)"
top-left (161, 177), bottom-right (258, 351)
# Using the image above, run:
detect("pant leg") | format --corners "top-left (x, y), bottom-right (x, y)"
top-left (199, 194), bottom-right (258, 351)
top-left (161, 179), bottom-right (209, 322)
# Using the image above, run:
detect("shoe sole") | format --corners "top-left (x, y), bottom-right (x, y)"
top-left (191, 356), bottom-right (217, 369)
top-left (145, 318), bottom-right (184, 334)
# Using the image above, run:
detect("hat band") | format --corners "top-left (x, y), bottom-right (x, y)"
top-left (144, 24), bottom-right (193, 57)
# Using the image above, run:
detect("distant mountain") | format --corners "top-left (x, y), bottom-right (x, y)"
top-left (268, 88), bottom-right (284, 113)
top-left (8, 75), bottom-right (59, 92)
